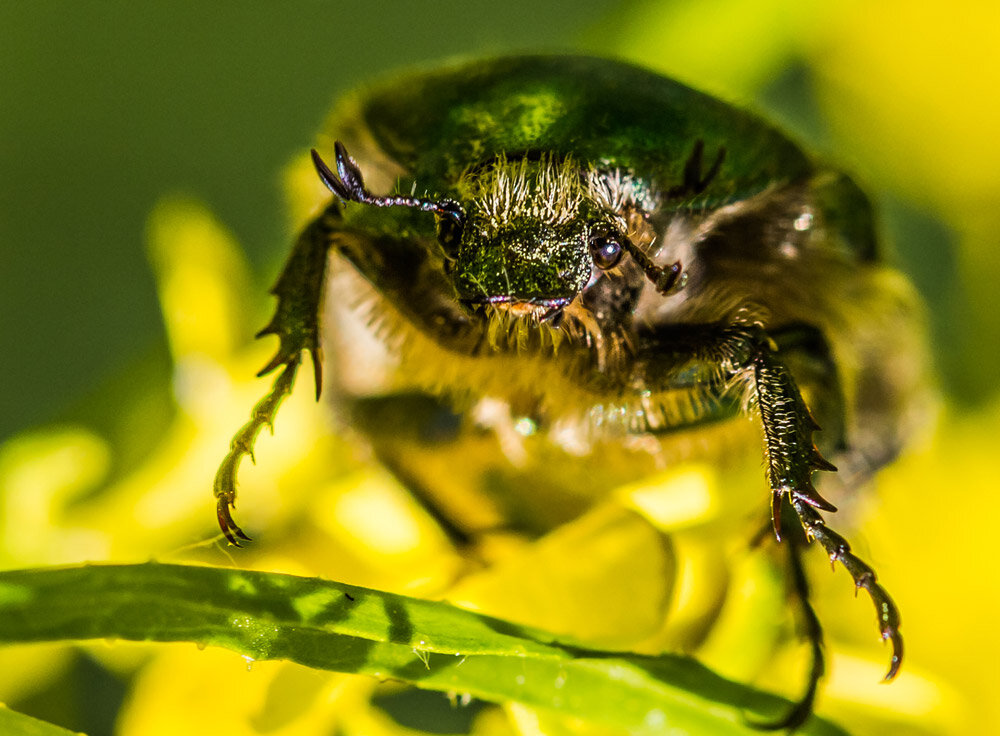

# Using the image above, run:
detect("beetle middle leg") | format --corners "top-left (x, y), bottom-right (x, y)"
top-left (748, 500), bottom-right (826, 732)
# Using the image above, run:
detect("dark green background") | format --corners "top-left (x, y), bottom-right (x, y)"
top-left (0, 1), bottom-right (621, 442)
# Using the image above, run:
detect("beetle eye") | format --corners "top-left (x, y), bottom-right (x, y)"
top-left (589, 231), bottom-right (624, 270)
top-left (435, 209), bottom-right (464, 258)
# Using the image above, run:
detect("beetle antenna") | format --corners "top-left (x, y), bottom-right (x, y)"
top-left (666, 140), bottom-right (727, 200)
top-left (620, 238), bottom-right (683, 294)
top-left (312, 143), bottom-right (463, 219)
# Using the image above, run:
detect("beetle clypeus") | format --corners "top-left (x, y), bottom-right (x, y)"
top-left (214, 56), bottom-right (930, 730)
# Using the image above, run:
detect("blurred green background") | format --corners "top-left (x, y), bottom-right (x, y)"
top-left (2, 1), bottom-right (998, 735)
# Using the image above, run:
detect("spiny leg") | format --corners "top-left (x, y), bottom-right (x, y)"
top-left (632, 323), bottom-right (839, 534)
top-left (630, 319), bottom-right (899, 721)
top-left (214, 357), bottom-right (300, 545)
top-left (214, 141), bottom-right (474, 545)
top-left (255, 201), bottom-right (344, 398)
top-left (213, 202), bottom-right (341, 544)
top-left (790, 497), bottom-right (903, 681)
top-left (749, 511), bottom-right (826, 732)
top-left (752, 344), bottom-right (838, 539)
top-left (769, 323), bottom-right (848, 460)
top-left (751, 333), bottom-right (901, 680)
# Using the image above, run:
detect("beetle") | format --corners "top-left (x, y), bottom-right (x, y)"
top-left (214, 55), bottom-right (930, 730)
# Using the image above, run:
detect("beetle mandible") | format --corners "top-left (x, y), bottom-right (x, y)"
top-left (214, 55), bottom-right (930, 729)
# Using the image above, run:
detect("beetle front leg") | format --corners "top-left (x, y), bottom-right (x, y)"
top-left (637, 321), bottom-right (902, 687)
top-left (255, 201), bottom-right (346, 397)
top-left (640, 322), bottom-right (838, 531)
top-left (790, 497), bottom-right (903, 681)
top-left (213, 201), bottom-right (342, 545)
top-left (745, 327), bottom-right (903, 680)
top-left (737, 331), bottom-right (904, 693)
top-left (752, 344), bottom-right (838, 538)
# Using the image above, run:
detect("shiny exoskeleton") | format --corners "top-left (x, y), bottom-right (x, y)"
top-left (214, 56), bottom-right (930, 730)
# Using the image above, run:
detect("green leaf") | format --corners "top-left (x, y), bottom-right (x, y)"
top-left (0, 563), bottom-right (848, 736)
top-left (0, 705), bottom-right (82, 736)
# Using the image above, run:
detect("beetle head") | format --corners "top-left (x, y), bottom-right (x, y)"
top-left (440, 155), bottom-right (628, 319)
top-left (312, 144), bottom-right (640, 322)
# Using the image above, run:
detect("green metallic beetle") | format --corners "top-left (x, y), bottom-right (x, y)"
top-left (214, 56), bottom-right (930, 729)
